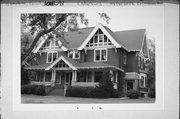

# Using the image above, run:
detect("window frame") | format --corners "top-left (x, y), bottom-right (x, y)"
top-left (67, 50), bottom-right (80, 59)
top-left (94, 48), bottom-right (108, 62)
top-left (46, 51), bottom-right (58, 63)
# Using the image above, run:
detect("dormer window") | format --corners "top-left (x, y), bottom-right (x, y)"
top-left (47, 52), bottom-right (58, 63)
top-left (41, 40), bottom-right (59, 51)
top-left (68, 50), bottom-right (80, 59)
top-left (86, 29), bottom-right (113, 48)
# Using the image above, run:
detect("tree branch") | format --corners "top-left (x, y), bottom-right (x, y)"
top-left (22, 14), bottom-right (68, 63)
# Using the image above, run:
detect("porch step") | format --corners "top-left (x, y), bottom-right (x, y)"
top-left (48, 89), bottom-right (65, 96)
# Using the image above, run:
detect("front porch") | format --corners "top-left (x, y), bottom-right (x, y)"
top-left (31, 68), bottom-right (120, 89)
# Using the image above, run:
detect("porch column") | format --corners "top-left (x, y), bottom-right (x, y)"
top-left (109, 69), bottom-right (113, 82)
top-left (72, 70), bottom-right (77, 82)
top-left (115, 70), bottom-right (118, 83)
top-left (53, 70), bottom-right (56, 82)
top-left (74, 70), bottom-right (77, 81)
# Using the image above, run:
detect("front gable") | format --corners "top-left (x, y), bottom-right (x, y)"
top-left (45, 56), bottom-right (77, 70)
top-left (78, 23), bottom-right (122, 50)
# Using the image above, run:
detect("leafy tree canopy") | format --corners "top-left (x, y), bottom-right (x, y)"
top-left (21, 13), bottom-right (110, 64)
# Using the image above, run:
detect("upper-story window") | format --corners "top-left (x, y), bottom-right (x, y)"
top-left (94, 49), bottom-right (107, 62)
top-left (68, 50), bottom-right (80, 59)
top-left (40, 40), bottom-right (59, 51)
top-left (47, 52), bottom-right (58, 63)
top-left (86, 29), bottom-right (113, 48)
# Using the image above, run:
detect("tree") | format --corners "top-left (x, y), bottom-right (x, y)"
top-left (146, 38), bottom-right (156, 97)
top-left (21, 13), bottom-right (110, 64)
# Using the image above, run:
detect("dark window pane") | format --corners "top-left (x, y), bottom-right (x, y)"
top-left (48, 53), bottom-right (52, 62)
top-left (95, 50), bottom-right (100, 61)
top-left (45, 72), bottom-right (52, 82)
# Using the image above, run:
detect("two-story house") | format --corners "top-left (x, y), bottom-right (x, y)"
top-left (25, 23), bottom-right (149, 94)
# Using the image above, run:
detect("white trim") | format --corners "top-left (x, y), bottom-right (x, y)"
top-left (45, 56), bottom-right (77, 70)
top-left (94, 48), bottom-right (108, 62)
top-left (34, 37), bottom-right (68, 53)
top-left (78, 23), bottom-right (121, 50)
top-left (67, 50), bottom-right (80, 59)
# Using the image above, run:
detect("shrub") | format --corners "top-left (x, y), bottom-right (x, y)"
top-left (126, 90), bottom-right (140, 99)
top-left (89, 87), bottom-right (109, 98)
top-left (21, 84), bottom-right (46, 96)
top-left (98, 72), bottom-right (120, 98)
top-left (65, 86), bottom-right (94, 97)
top-left (148, 88), bottom-right (155, 98)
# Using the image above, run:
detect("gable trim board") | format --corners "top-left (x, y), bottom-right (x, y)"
top-left (78, 23), bottom-right (122, 50)
top-left (45, 56), bottom-right (77, 70)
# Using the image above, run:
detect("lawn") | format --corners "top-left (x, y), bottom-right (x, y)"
top-left (21, 94), bottom-right (155, 104)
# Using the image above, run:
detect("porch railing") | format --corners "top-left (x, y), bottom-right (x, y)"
top-left (31, 81), bottom-right (55, 87)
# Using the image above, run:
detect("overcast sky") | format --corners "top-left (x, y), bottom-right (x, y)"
top-left (78, 5), bottom-right (164, 42)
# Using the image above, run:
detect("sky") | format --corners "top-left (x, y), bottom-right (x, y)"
top-left (78, 5), bottom-right (164, 42)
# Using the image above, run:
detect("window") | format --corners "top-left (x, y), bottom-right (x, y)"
top-left (141, 76), bottom-right (144, 87)
top-left (94, 49), bottom-right (107, 61)
top-left (74, 50), bottom-right (80, 59)
top-left (68, 51), bottom-right (73, 58)
top-left (55, 60), bottom-right (69, 68)
top-left (86, 28), bottom-right (113, 48)
top-left (47, 52), bottom-right (58, 63)
top-left (123, 53), bottom-right (127, 64)
top-left (41, 40), bottom-right (59, 51)
top-left (68, 50), bottom-right (80, 59)
top-left (45, 72), bottom-right (52, 82)
top-left (87, 72), bottom-right (92, 82)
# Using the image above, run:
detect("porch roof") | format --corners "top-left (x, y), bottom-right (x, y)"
top-left (25, 63), bottom-right (52, 70)
top-left (77, 62), bottom-right (124, 72)
top-left (25, 61), bottom-right (124, 72)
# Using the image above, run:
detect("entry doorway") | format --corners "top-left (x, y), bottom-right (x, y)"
top-left (55, 72), bottom-right (72, 88)
top-left (127, 81), bottom-right (134, 91)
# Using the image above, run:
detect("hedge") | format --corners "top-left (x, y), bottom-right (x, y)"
top-left (65, 86), bottom-right (120, 98)
top-left (126, 90), bottom-right (140, 99)
top-left (21, 84), bottom-right (46, 96)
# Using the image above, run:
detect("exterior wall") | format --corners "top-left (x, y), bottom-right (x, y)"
top-left (85, 50), bottom-right (94, 62)
top-left (126, 52), bottom-right (139, 72)
top-left (84, 48), bottom-right (121, 67)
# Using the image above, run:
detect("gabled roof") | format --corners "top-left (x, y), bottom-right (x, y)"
top-left (25, 63), bottom-right (52, 70)
top-left (25, 55), bottom-right (124, 72)
top-left (64, 27), bottom-right (94, 49)
top-left (114, 29), bottom-right (146, 51)
top-left (34, 23), bottom-right (146, 52)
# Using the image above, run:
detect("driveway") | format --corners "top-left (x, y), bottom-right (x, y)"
top-left (21, 94), bottom-right (155, 104)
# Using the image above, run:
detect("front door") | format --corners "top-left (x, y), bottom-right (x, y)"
top-left (55, 72), bottom-right (72, 88)
top-left (127, 81), bottom-right (134, 91)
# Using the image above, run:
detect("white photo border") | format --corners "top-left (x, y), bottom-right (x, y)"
top-left (12, 5), bottom-right (164, 111)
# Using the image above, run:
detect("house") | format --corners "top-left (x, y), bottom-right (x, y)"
top-left (25, 23), bottom-right (149, 94)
